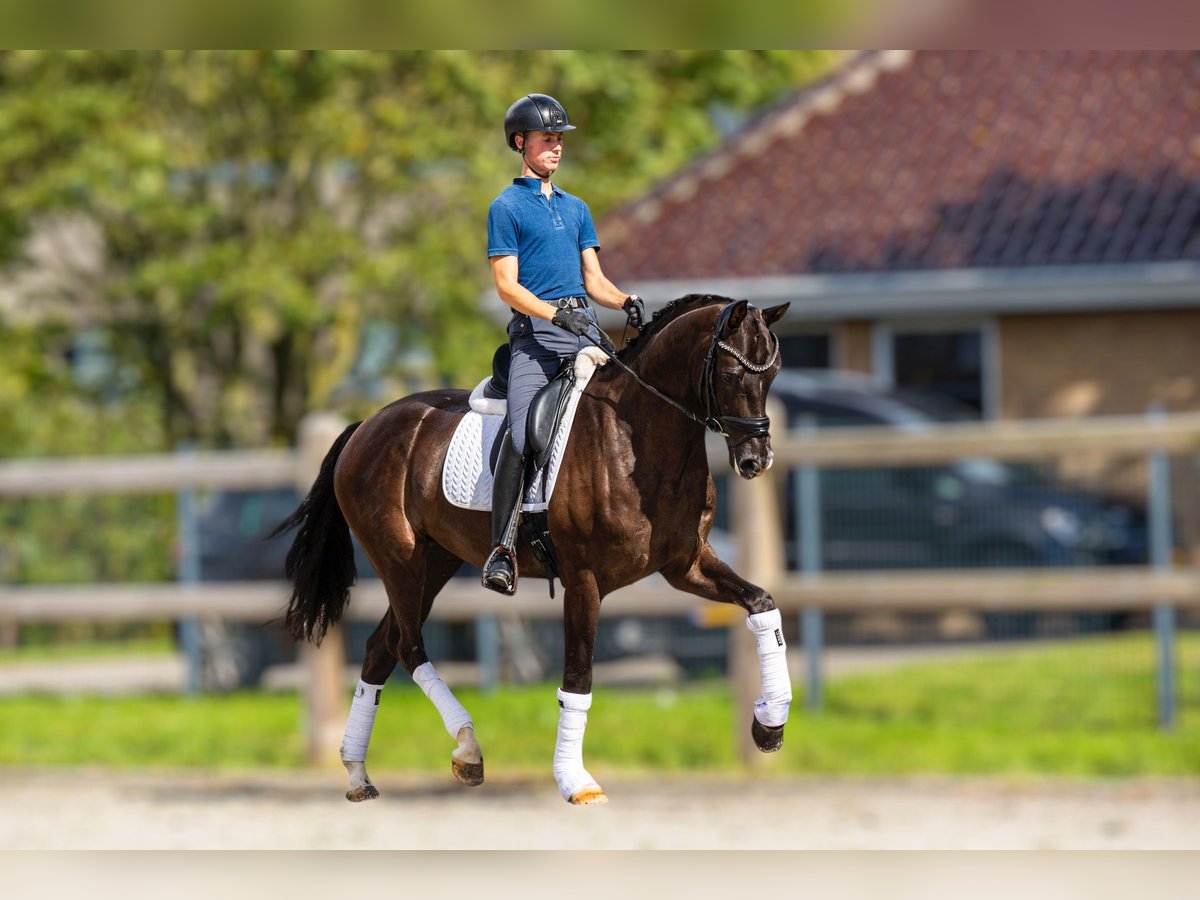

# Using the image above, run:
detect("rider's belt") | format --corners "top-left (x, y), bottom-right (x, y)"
top-left (545, 296), bottom-right (587, 309)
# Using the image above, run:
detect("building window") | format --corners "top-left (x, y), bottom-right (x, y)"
top-left (779, 332), bottom-right (831, 370)
top-left (875, 322), bottom-right (995, 419)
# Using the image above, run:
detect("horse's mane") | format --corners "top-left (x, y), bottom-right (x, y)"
top-left (615, 293), bottom-right (729, 363)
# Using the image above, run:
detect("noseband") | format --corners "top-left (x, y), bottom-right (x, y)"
top-left (581, 300), bottom-right (778, 449)
top-left (698, 302), bottom-right (779, 448)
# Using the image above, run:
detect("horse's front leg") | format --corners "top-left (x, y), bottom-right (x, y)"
top-left (664, 542), bottom-right (793, 752)
top-left (555, 569), bottom-right (607, 805)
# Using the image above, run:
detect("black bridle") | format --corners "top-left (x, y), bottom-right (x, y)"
top-left (581, 300), bottom-right (779, 449)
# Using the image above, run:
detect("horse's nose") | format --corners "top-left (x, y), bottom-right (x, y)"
top-left (738, 457), bottom-right (763, 478)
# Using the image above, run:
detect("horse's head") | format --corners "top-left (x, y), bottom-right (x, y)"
top-left (701, 299), bottom-right (789, 479)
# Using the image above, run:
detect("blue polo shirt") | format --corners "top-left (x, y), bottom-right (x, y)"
top-left (487, 177), bottom-right (600, 301)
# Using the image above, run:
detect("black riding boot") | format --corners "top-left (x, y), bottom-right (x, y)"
top-left (482, 430), bottom-right (526, 595)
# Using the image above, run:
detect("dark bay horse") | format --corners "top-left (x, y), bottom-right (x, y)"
top-left (276, 294), bottom-right (792, 805)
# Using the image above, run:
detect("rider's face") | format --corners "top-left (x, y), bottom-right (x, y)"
top-left (519, 130), bottom-right (563, 176)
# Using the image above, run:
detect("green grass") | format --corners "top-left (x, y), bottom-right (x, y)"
top-left (797, 633), bottom-right (1200, 776)
top-left (0, 633), bottom-right (1196, 776)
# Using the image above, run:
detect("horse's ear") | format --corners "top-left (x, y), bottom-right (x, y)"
top-left (762, 302), bottom-right (790, 328)
top-left (723, 299), bottom-right (750, 334)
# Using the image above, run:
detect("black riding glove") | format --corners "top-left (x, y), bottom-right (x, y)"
top-left (622, 294), bottom-right (646, 330)
top-left (552, 308), bottom-right (591, 336)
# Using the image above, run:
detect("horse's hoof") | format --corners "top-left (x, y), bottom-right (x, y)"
top-left (452, 757), bottom-right (485, 787)
top-left (751, 717), bottom-right (785, 753)
top-left (568, 785), bottom-right (608, 805)
top-left (346, 784), bottom-right (380, 802)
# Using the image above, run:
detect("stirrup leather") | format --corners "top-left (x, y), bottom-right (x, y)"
top-left (482, 545), bottom-right (518, 595)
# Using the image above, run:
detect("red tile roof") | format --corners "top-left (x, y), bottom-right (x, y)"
top-left (599, 51), bottom-right (1200, 282)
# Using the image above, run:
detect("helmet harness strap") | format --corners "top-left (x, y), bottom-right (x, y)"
top-left (517, 132), bottom-right (554, 181)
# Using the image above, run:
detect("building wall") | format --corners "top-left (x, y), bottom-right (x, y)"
top-left (836, 320), bottom-right (874, 374)
top-left (998, 309), bottom-right (1200, 419)
top-left (1000, 309), bottom-right (1200, 557)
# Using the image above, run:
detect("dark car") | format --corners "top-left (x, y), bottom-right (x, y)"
top-left (193, 488), bottom-right (359, 582)
top-left (708, 370), bottom-right (1151, 642)
top-left (755, 370), bottom-right (1149, 573)
top-left (187, 489), bottom-right (304, 687)
top-left (188, 488), bottom-right (372, 689)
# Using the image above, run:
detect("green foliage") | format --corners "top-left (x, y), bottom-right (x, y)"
top-left (0, 326), bottom-right (175, 590)
top-left (0, 494), bottom-right (175, 586)
top-left (0, 634), bottom-right (1195, 774)
top-left (0, 51), bottom-right (837, 452)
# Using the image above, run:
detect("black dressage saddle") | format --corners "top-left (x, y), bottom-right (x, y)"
top-left (485, 343), bottom-right (576, 474)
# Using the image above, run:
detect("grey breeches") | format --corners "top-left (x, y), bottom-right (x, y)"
top-left (505, 308), bottom-right (603, 456)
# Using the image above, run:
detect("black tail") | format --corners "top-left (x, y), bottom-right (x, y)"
top-left (271, 421), bottom-right (363, 645)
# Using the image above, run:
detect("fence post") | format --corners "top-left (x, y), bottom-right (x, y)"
top-left (296, 413), bottom-right (350, 766)
top-left (175, 443), bottom-right (203, 695)
top-left (729, 399), bottom-right (786, 765)
top-left (476, 614), bottom-right (500, 690)
top-left (1147, 405), bottom-right (1176, 730)
top-left (795, 415), bottom-right (824, 713)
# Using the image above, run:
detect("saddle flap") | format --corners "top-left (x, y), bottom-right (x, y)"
top-left (526, 358), bottom-right (577, 470)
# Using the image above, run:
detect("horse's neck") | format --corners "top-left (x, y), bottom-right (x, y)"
top-left (625, 320), bottom-right (707, 411)
top-left (584, 382), bottom-right (707, 494)
top-left (594, 335), bottom-right (710, 477)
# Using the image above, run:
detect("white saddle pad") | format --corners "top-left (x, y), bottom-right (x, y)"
top-left (442, 347), bottom-right (609, 513)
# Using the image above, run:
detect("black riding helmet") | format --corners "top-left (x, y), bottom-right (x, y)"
top-left (504, 93), bottom-right (576, 151)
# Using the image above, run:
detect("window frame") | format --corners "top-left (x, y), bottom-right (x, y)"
top-left (773, 323), bottom-right (836, 371)
top-left (870, 317), bottom-right (1000, 420)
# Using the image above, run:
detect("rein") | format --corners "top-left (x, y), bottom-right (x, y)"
top-left (579, 301), bottom-right (778, 447)
top-left (579, 331), bottom-right (717, 431)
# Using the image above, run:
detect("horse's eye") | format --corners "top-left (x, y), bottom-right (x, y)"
top-left (721, 372), bottom-right (735, 384)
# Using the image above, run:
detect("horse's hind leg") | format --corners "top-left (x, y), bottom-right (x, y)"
top-left (386, 541), bottom-right (484, 787)
top-left (341, 541), bottom-right (477, 802)
top-left (342, 611), bottom-right (400, 802)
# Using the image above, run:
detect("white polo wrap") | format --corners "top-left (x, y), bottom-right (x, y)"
top-left (746, 608), bottom-right (792, 728)
top-left (341, 679), bottom-right (385, 762)
top-left (413, 662), bottom-right (474, 739)
top-left (553, 689), bottom-right (600, 801)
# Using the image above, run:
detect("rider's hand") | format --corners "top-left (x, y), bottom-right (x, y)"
top-left (552, 308), bottom-right (591, 336)
top-left (622, 294), bottom-right (645, 330)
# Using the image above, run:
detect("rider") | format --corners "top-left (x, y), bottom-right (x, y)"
top-left (482, 93), bottom-right (645, 595)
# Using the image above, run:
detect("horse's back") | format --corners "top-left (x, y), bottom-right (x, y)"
top-left (335, 389), bottom-right (470, 527)
top-left (358, 388), bottom-right (469, 442)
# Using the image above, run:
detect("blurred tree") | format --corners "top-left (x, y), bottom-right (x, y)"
top-left (0, 50), bottom-right (835, 451)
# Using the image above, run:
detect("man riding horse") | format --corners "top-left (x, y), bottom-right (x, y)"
top-left (482, 92), bottom-right (645, 595)
top-left (276, 93), bottom-right (793, 806)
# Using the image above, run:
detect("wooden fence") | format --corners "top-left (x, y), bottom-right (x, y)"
top-left (2, 410), bottom-right (1199, 762)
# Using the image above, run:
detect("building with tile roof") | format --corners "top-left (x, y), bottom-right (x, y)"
top-left (596, 50), bottom-right (1200, 421)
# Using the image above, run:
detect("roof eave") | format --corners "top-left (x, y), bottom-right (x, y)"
top-left (592, 262), bottom-right (1200, 326)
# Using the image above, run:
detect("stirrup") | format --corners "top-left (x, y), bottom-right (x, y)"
top-left (482, 545), bottom-right (517, 595)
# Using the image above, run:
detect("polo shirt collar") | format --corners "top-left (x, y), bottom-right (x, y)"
top-left (513, 177), bottom-right (563, 197)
